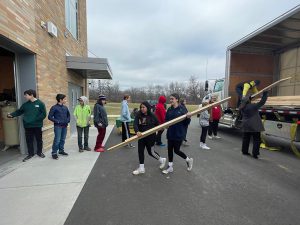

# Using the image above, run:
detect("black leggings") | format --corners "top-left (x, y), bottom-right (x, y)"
top-left (138, 138), bottom-right (160, 164)
top-left (208, 120), bottom-right (219, 136)
top-left (200, 126), bottom-right (208, 143)
top-left (168, 140), bottom-right (187, 162)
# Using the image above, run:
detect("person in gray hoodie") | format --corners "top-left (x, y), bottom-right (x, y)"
top-left (199, 101), bottom-right (210, 150)
top-left (94, 95), bottom-right (108, 152)
top-left (120, 94), bottom-right (134, 148)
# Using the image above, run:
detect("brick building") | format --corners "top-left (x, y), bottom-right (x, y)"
top-left (0, 0), bottom-right (112, 155)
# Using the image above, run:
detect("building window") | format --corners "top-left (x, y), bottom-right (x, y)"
top-left (65, 0), bottom-right (78, 39)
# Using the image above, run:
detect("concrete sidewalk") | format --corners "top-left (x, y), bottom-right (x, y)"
top-left (0, 126), bottom-right (114, 225)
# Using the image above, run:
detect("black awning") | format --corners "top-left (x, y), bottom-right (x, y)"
top-left (66, 56), bottom-right (112, 79)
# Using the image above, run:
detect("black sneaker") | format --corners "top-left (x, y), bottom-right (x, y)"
top-left (37, 153), bottom-right (45, 158)
top-left (59, 151), bottom-right (68, 156)
top-left (242, 152), bottom-right (251, 156)
top-left (84, 147), bottom-right (91, 151)
top-left (22, 155), bottom-right (33, 162)
top-left (52, 154), bottom-right (58, 160)
top-left (253, 155), bottom-right (258, 159)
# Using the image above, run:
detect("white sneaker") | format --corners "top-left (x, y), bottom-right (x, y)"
top-left (200, 142), bottom-right (204, 148)
top-left (214, 135), bottom-right (221, 139)
top-left (162, 166), bottom-right (173, 174)
top-left (208, 135), bottom-right (213, 139)
top-left (187, 158), bottom-right (193, 171)
top-left (159, 158), bottom-right (166, 169)
top-left (201, 144), bottom-right (210, 150)
top-left (132, 167), bottom-right (145, 175)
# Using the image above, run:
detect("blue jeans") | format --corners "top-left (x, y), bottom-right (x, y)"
top-left (52, 126), bottom-right (67, 155)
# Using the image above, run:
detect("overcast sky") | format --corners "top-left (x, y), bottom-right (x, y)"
top-left (87, 1), bottom-right (299, 90)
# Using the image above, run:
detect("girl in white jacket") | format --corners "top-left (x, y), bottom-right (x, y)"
top-left (199, 101), bottom-right (210, 149)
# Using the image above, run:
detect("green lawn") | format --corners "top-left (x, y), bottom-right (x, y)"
top-left (90, 101), bottom-right (199, 125)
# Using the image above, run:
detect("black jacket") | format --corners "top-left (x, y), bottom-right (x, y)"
top-left (94, 103), bottom-right (108, 128)
top-left (134, 112), bottom-right (159, 144)
top-left (241, 92), bottom-right (268, 132)
top-left (166, 105), bottom-right (190, 141)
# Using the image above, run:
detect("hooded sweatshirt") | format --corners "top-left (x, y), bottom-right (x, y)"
top-left (73, 96), bottom-right (91, 128)
top-left (166, 105), bottom-right (190, 141)
top-left (155, 96), bottom-right (166, 124)
top-left (120, 99), bottom-right (131, 122)
top-left (134, 101), bottom-right (159, 144)
top-left (94, 100), bottom-right (108, 128)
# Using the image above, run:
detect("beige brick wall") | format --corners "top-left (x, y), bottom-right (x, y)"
top-left (0, 0), bottom-right (88, 150)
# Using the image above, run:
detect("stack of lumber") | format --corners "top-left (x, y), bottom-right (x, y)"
top-left (253, 96), bottom-right (300, 107)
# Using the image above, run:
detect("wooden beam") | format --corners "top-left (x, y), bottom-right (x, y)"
top-left (107, 97), bottom-right (231, 151)
top-left (251, 77), bottom-right (292, 98)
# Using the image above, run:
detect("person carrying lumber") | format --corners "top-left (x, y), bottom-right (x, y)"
top-left (239, 90), bottom-right (268, 159)
top-left (236, 80), bottom-right (260, 108)
top-left (162, 93), bottom-right (193, 174)
top-left (132, 101), bottom-right (167, 175)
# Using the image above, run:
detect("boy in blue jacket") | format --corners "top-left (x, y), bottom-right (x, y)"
top-left (48, 94), bottom-right (70, 159)
top-left (162, 93), bottom-right (193, 174)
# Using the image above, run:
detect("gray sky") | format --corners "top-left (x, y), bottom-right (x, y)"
top-left (87, 1), bottom-right (299, 90)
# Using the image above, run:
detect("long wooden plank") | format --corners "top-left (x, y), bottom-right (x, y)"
top-left (107, 97), bottom-right (231, 151)
top-left (252, 96), bottom-right (300, 106)
top-left (251, 77), bottom-right (292, 98)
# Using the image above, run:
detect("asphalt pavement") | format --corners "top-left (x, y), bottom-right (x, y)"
top-left (64, 118), bottom-right (300, 225)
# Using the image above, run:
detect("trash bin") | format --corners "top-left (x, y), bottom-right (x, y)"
top-left (1, 103), bottom-right (19, 147)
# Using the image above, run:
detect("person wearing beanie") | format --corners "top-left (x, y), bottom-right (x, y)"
top-left (155, 95), bottom-right (167, 146)
top-left (94, 95), bottom-right (108, 152)
top-left (74, 96), bottom-right (92, 152)
top-left (120, 94), bottom-right (134, 148)
top-left (162, 93), bottom-right (193, 174)
top-left (132, 101), bottom-right (166, 175)
top-left (236, 80), bottom-right (260, 108)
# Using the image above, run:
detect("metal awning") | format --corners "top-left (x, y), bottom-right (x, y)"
top-left (228, 5), bottom-right (300, 54)
top-left (66, 56), bottom-right (112, 79)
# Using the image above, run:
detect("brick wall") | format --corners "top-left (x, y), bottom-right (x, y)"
top-left (0, 0), bottom-right (88, 151)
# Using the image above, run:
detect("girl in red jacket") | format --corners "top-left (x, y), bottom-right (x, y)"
top-left (155, 95), bottom-right (167, 146)
top-left (208, 96), bottom-right (222, 139)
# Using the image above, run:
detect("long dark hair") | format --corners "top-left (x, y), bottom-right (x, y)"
top-left (137, 101), bottom-right (154, 118)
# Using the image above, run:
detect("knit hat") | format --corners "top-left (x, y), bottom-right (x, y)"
top-left (98, 95), bottom-right (106, 100)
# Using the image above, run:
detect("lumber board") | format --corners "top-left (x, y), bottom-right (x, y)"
top-left (251, 77), bottom-right (292, 98)
top-left (253, 96), bottom-right (300, 106)
top-left (107, 97), bottom-right (231, 151)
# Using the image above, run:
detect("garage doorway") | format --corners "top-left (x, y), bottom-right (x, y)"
top-left (0, 35), bottom-right (36, 162)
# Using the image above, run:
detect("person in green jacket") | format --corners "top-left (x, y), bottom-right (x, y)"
top-left (7, 89), bottom-right (47, 162)
top-left (73, 96), bottom-right (92, 152)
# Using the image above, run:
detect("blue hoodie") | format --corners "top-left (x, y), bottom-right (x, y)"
top-left (120, 100), bottom-right (131, 122)
top-left (166, 105), bottom-right (190, 141)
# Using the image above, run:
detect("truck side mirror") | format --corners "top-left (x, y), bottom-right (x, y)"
top-left (205, 81), bottom-right (209, 91)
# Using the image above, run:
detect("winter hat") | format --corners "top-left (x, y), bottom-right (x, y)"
top-left (98, 94), bottom-right (106, 100)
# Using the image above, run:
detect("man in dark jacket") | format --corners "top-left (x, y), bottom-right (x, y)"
top-left (93, 95), bottom-right (108, 152)
top-left (240, 91), bottom-right (268, 159)
top-left (8, 89), bottom-right (47, 162)
top-left (48, 94), bottom-right (70, 159)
